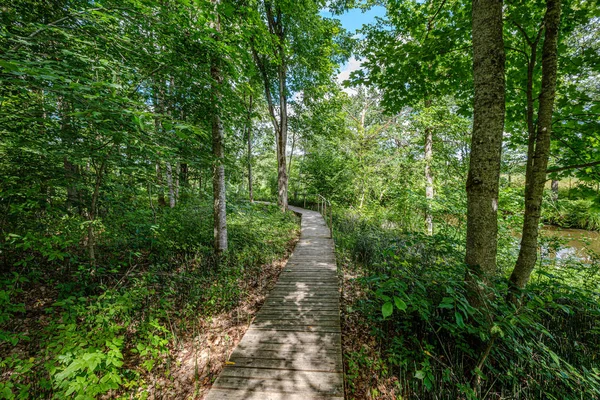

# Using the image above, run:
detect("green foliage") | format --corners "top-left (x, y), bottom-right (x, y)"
top-left (0, 201), bottom-right (298, 398)
top-left (336, 209), bottom-right (600, 399)
top-left (1, 0), bottom-right (599, 399)
top-left (0, 274), bottom-right (27, 347)
top-left (354, 0), bottom-right (472, 110)
top-left (543, 198), bottom-right (600, 230)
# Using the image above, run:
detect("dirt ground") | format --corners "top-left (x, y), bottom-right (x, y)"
top-left (139, 237), bottom-right (299, 400)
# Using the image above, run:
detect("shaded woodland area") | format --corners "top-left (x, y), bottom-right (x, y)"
top-left (1, 0), bottom-right (600, 399)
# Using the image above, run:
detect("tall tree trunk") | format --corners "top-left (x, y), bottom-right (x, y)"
top-left (425, 126), bottom-right (434, 235)
top-left (180, 163), bottom-right (188, 187)
top-left (247, 96), bottom-right (254, 203)
top-left (175, 162), bottom-right (180, 202)
top-left (519, 20), bottom-right (544, 211)
top-left (276, 40), bottom-right (288, 211)
top-left (551, 179), bottom-right (559, 201)
top-left (253, 2), bottom-right (288, 211)
top-left (465, 0), bottom-right (506, 301)
top-left (211, 0), bottom-right (228, 253)
top-left (509, 0), bottom-right (561, 295)
top-left (288, 129), bottom-right (296, 179)
top-left (166, 161), bottom-right (175, 208)
top-left (156, 162), bottom-right (166, 207)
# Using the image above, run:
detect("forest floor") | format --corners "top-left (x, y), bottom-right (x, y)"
top-left (144, 239), bottom-right (298, 400)
top-left (0, 202), bottom-right (301, 399)
top-left (3, 234), bottom-right (300, 400)
top-left (340, 260), bottom-right (400, 400)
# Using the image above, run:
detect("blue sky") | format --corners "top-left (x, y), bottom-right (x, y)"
top-left (320, 6), bottom-right (387, 86)
top-left (320, 6), bottom-right (386, 34)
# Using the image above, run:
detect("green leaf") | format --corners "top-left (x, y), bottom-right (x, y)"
top-left (382, 302), bottom-right (393, 318)
top-left (549, 351), bottom-right (560, 366)
top-left (162, 121), bottom-right (173, 132)
top-left (438, 297), bottom-right (454, 309)
top-left (415, 370), bottom-right (426, 380)
top-left (394, 296), bottom-right (407, 311)
top-left (0, 60), bottom-right (19, 72)
top-left (455, 311), bottom-right (465, 328)
top-left (490, 324), bottom-right (504, 338)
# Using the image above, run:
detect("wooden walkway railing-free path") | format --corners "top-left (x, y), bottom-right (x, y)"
top-left (205, 205), bottom-right (344, 400)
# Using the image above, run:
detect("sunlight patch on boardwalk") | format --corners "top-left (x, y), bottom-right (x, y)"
top-left (205, 206), bottom-right (344, 400)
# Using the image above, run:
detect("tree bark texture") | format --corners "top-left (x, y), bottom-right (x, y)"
top-left (517, 19), bottom-right (544, 216)
top-left (246, 95), bottom-right (254, 202)
top-left (465, 0), bottom-right (506, 291)
top-left (175, 162), bottom-right (180, 202)
top-left (166, 161), bottom-right (175, 208)
top-left (156, 162), bottom-right (166, 207)
top-left (288, 129), bottom-right (296, 179)
top-left (271, 3), bottom-right (288, 211)
top-left (64, 157), bottom-right (80, 211)
top-left (211, 0), bottom-right (228, 253)
top-left (425, 126), bottom-right (434, 236)
top-left (180, 163), bottom-right (188, 187)
top-left (551, 179), bottom-right (559, 201)
top-left (253, 1), bottom-right (288, 211)
top-left (509, 0), bottom-right (561, 292)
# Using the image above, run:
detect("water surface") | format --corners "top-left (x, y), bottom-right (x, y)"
top-left (540, 226), bottom-right (600, 261)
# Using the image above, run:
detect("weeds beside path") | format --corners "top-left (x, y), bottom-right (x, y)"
top-left (0, 202), bottom-right (300, 399)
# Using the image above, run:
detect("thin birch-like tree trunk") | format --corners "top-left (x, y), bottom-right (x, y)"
top-left (246, 96), bottom-right (254, 202)
top-left (551, 179), bottom-right (559, 201)
top-left (425, 126), bottom-right (434, 235)
top-left (166, 161), bottom-right (175, 208)
top-left (211, 0), bottom-right (227, 253)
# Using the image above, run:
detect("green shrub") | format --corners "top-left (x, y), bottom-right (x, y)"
top-left (336, 210), bottom-right (600, 399)
top-left (0, 200), bottom-right (298, 399)
top-left (543, 198), bottom-right (600, 231)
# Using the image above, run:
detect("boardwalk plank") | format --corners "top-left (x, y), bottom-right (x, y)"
top-left (255, 311), bottom-right (340, 319)
top-left (206, 388), bottom-right (343, 400)
top-left (226, 355), bottom-right (341, 371)
top-left (205, 206), bottom-right (344, 399)
top-left (212, 376), bottom-right (343, 395)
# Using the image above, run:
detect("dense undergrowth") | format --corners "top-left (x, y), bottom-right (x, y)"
top-left (0, 200), bottom-right (298, 399)
top-left (538, 184), bottom-right (600, 231)
top-left (336, 209), bottom-right (600, 399)
top-left (543, 198), bottom-right (600, 231)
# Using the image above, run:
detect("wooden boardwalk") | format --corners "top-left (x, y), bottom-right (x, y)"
top-left (205, 206), bottom-right (343, 400)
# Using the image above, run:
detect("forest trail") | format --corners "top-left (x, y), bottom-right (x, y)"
top-left (205, 206), bottom-right (344, 400)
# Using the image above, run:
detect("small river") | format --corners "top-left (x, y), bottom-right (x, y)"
top-left (539, 226), bottom-right (600, 261)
